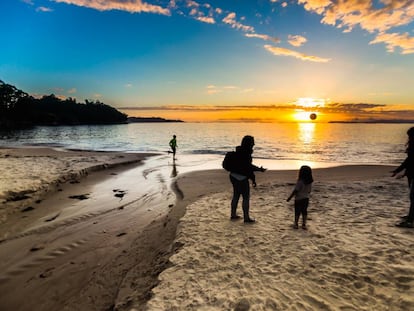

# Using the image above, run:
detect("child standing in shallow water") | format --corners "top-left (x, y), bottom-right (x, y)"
top-left (287, 165), bottom-right (313, 229)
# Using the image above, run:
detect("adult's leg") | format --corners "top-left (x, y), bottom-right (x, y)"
top-left (239, 179), bottom-right (251, 221)
top-left (407, 182), bottom-right (414, 223)
top-left (230, 176), bottom-right (242, 218)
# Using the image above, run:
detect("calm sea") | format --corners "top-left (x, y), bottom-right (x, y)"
top-left (0, 123), bottom-right (411, 169)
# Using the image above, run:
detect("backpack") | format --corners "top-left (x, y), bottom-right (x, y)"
top-left (222, 151), bottom-right (239, 172)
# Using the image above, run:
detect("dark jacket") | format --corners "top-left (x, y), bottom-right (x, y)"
top-left (394, 149), bottom-right (414, 181)
top-left (232, 146), bottom-right (262, 183)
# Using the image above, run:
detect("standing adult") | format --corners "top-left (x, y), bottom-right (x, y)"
top-left (392, 127), bottom-right (414, 227)
top-left (228, 135), bottom-right (266, 223)
top-left (169, 135), bottom-right (177, 158)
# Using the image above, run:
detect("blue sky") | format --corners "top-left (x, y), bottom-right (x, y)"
top-left (1, 0), bottom-right (414, 121)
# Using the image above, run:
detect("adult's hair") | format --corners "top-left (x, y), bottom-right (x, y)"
top-left (406, 127), bottom-right (414, 153)
top-left (241, 135), bottom-right (255, 150)
top-left (299, 165), bottom-right (313, 184)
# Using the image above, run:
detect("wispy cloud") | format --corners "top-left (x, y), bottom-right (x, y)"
top-left (186, 0), bottom-right (216, 24)
top-left (264, 44), bottom-right (331, 62)
top-left (206, 85), bottom-right (220, 94)
top-left (195, 15), bottom-right (215, 24)
top-left (325, 102), bottom-right (385, 113)
top-left (245, 33), bottom-right (281, 43)
top-left (52, 0), bottom-right (171, 15)
top-left (370, 32), bottom-right (414, 54)
top-left (206, 84), bottom-right (243, 94)
top-left (206, 84), bottom-right (254, 95)
top-left (288, 35), bottom-right (307, 47)
top-left (222, 12), bottom-right (255, 32)
top-left (298, 0), bottom-right (414, 54)
top-left (36, 6), bottom-right (53, 12)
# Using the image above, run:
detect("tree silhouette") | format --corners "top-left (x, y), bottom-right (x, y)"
top-left (0, 80), bottom-right (127, 128)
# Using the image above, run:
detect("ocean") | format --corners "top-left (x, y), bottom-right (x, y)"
top-left (0, 123), bottom-right (410, 170)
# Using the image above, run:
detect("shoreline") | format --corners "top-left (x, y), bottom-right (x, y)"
top-left (0, 147), bottom-right (409, 310)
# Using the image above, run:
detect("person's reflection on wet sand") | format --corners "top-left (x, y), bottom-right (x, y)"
top-left (171, 158), bottom-right (178, 178)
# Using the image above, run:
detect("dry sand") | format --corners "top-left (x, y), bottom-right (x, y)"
top-left (1, 147), bottom-right (413, 311)
top-left (148, 167), bottom-right (414, 311)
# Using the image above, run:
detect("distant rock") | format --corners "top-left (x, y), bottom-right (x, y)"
top-left (127, 117), bottom-right (184, 123)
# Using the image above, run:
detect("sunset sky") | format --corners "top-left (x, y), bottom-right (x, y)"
top-left (1, 0), bottom-right (414, 122)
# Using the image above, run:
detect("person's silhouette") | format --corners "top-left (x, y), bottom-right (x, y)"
top-left (169, 135), bottom-right (177, 158)
top-left (227, 135), bottom-right (266, 223)
top-left (393, 127), bottom-right (414, 227)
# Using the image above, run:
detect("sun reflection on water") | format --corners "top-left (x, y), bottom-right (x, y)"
top-left (298, 122), bottom-right (315, 145)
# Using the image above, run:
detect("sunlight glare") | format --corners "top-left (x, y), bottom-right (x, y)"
top-left (293, 110), bottom-right (317, 122)
top-left (296, 97), bottom-right (326, 108)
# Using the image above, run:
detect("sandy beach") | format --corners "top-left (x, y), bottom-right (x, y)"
top-left (149, 167), bottom-right (414, 311)
top-left (1, 147), bottom-right (413, 310)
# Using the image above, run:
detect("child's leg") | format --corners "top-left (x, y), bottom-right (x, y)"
top-left (294, 202), bottom-right (300, 228)
top-left (302, 199), bottom-right (309, 229)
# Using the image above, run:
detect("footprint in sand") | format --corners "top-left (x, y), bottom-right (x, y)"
top-left (113, 189), bottom-right (127, 199)
top-left (21, 206), bottom-right (35, 212)
top-left (45, 213), bottom-right (60, 222)
top-left (68, 194), bottom-right (89, 200)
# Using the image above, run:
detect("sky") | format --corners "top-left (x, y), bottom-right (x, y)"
top-left (1, 0), bottom-right (414, 122)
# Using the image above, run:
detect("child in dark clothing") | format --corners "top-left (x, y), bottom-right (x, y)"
top-left (287, 165), bottom-right (313, 229)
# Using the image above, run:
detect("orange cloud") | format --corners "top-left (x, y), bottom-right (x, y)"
top-left (298, 0), bottom-right (414, 54)
top-left (119, 101), bottom-right (414, 123)
top-left (264, 45), bottom-right (331, 62)
top-left (52, 0), bottom-right (170, 15)
top-left (187, 0), bottom-right (216, 24)
top-left (370, 32), bottom-right (414, 54)
top-left (222, 12), bottom-right (255, 32)
top-left (288, 35), bottom-right (307, 47)
top-left (195, 16), bottom-right (215, 23)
